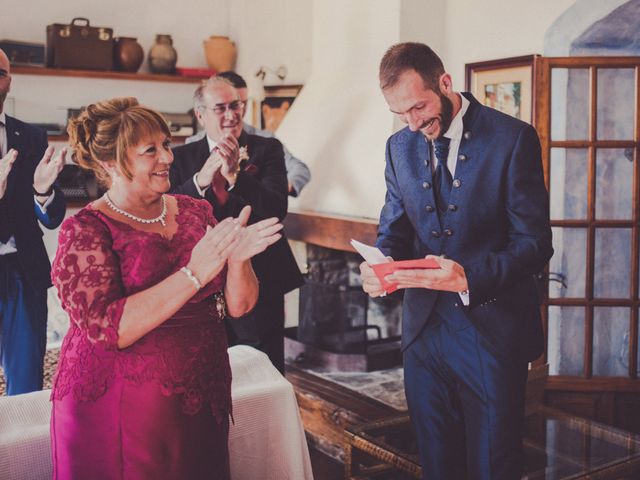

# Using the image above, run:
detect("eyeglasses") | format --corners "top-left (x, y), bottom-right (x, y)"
top-left (199, 100), bottom-right (246, 115)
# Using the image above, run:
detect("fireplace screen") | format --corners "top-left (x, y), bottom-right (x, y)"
top-left (298, 281), bottom-right (374, 353)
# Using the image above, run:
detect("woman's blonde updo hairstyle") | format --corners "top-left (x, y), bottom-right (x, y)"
top-left (67, 97), bottom-right (171, 187)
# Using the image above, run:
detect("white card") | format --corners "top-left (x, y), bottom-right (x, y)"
top-left (350, 239), bottom-right (390, 265)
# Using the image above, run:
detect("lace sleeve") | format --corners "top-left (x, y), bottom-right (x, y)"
top-left (51, 212), bottom-right (126, 349)
top-left (202, 198), bottom-right (219, 228)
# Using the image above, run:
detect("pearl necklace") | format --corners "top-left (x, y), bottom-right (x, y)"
top-left (104, 193), bottom-right (167, 227)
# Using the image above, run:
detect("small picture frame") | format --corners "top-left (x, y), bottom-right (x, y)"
top-left (252, 85), bottom-right (302, 133)
top-left (465, 55), bottom-right (539, 124)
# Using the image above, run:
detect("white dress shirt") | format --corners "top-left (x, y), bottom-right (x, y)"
top-left (191, 136), bottom-right (218, 197)
top-left (430, 93), bottom-right (470, 175)
top-left (191, 135), bottom-right (238, 197)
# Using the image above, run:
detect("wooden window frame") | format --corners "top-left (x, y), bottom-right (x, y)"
top-left (535, 56), bottom-right (640, 392)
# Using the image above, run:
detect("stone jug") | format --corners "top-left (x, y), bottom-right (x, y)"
top-left (113, 37), bottom-right (144, 72)
top-left (148, 34), bottom-right (177, 74)
top-left (203, 36), bottom-right (236, 73)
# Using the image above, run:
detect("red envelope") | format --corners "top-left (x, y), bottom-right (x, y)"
top-left (372, 258), bottom-right (440, 294)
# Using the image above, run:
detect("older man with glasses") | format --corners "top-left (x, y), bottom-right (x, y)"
top-left (171, 76), bottom-right (303, 374)
top-left (186, 71), bottom-right (311, 197)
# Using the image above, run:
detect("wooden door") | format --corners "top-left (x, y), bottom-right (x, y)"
top-left (535, 56), bottom-right (640, 432)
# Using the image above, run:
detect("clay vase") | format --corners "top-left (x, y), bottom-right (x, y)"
top-left (148, 34), bottom-right (177, 74)
top-left (113, 37), bottom-right (144, 72)
top-left (203, 36), bottom-right (237, 73)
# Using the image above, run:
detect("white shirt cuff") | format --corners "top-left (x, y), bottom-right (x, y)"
top-left (458, 289), bottom-right (470, 306)
top-left (34, 189), bottom-right (55, 213)
top-left (193, 174), bottom-right (209, 197)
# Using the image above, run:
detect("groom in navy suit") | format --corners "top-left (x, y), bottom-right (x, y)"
top-left (360, 43), bottom-right (552, 479)
top-left (0, 48), bottom-right (66, 395)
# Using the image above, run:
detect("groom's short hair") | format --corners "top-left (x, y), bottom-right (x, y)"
top-left (379, 42), bottom-right (445, 92)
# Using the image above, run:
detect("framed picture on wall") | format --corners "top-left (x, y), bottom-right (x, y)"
top-left (465, 54), bottom-right (539, 124)
top-left (252, 85), bottom-right (303, 133)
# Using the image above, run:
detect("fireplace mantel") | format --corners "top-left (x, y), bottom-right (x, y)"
top-left (283, 210), bottom-right (378, 253)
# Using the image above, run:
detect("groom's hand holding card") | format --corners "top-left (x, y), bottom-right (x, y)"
top-left (371, 258), bottom-right (441, 293)
top-left (351, 240), bottom-right (440, 294)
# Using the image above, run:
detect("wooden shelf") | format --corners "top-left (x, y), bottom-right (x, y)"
top-left (12, 65), bottom-right (203, 84)
top-left (48, 134), bottom-right (188, 144)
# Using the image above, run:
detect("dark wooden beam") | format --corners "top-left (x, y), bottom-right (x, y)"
top-left (284, 210), bottom-right (379, 253)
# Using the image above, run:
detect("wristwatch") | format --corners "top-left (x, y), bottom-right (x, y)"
top-left (32, 185), bottom-right (54, 196)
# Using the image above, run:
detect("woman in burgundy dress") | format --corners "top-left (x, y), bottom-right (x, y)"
top-left (50, 97), bottom-right (282, 479)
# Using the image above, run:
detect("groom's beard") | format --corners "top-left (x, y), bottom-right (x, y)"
top-left (436, 92), bottom-right (454, 139)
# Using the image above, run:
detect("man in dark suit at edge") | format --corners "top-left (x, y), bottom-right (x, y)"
top-left (170, 76), bottom-right (303, 373)
top-left (359, 43), bottom-right (553, 479)
top-left (0, 48), bottom-right (66, 395)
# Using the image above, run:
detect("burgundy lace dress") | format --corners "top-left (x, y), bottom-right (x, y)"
top-left (50, 195), bottom-right (232, 480)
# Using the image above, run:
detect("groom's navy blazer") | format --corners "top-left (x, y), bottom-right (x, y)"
top-left (2, 115), bottom-right (65, 293)
top-left (377, 93), bottom-right (553, 362)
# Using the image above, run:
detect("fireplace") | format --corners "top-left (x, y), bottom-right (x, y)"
top-left (284, 215), bottom-right (403, 371)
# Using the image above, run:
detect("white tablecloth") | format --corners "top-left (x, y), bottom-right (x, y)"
top-left (0, 345), bottom-right (314, 480)
top-left (0, 387), bottom-right (51, 479)
top-left (228, 345), bottom-right (314, 480)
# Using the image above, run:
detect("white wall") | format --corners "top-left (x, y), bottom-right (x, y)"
top-left (444, 0), bottom-right (576, 90)
top-left (280, 0), bottom-right (447, 219)
top-left (233, 0), bottom-right (577, 94)
top-left (544, 0), bottom-right (629, 56)
top-left (8, 74), bottom-right (199, 126)
top-left (229, 0), bottom-right (312, 86)
top-left (281, 0), bottom-right (576, 219)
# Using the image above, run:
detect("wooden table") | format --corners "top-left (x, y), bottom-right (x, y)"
top-left (345, 406), bottom-right (640, 479)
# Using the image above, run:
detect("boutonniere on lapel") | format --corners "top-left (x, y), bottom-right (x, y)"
top-left (239, 146), bottom-right (249, 162)
top-left (238, 146), bottom-right (259, 176)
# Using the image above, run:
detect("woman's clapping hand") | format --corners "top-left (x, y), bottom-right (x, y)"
top-left (228, 206), bottom-right (282, 264)
top-left (187, 206), bottom-right (282, 285)
top-left (187, 216), bottom-right (242, 285)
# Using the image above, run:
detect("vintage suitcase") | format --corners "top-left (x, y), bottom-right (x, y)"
top-left (46, 17), bottom-right (113, 70)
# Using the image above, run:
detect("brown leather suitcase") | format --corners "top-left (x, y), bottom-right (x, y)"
top-left (46, 17), bottom-right (114, 70)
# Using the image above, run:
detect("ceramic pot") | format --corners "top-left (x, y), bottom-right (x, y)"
top-left (203, 36), bottom-right (236, 73)
top-left (148, 34), bottom-right (177, 74)
top-left (113, 37), bottom-right (144, 72)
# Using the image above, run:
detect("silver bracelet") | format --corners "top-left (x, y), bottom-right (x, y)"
top-left (180, 266), bottom-right (202, 291)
